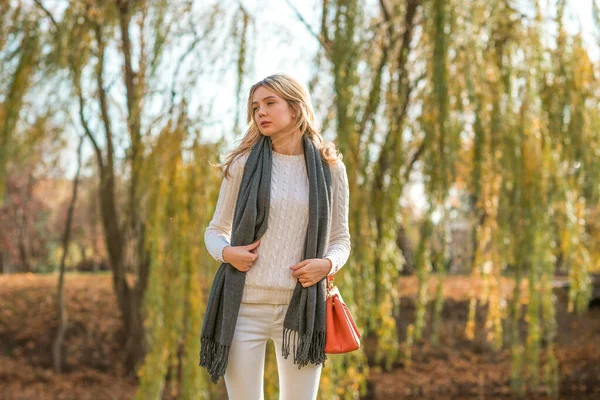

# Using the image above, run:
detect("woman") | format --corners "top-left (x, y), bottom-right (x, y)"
top-left (200, 73), bottom-right (351, 399)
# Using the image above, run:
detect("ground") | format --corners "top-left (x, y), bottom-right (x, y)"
top-left (0, 273), bottom-right (598, 399)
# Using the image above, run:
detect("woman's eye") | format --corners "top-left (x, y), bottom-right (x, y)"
top-left (253, 102), bottom-right (274, 112)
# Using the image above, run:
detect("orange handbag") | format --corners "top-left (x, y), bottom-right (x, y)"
top-left (325, 275), bottom-right (362, 354)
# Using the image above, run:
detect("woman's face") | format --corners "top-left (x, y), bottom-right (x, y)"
top-left (251, 86), bottom-right (295, 137)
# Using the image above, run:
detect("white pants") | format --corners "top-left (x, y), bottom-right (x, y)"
top-left (224, 302), bottom-right (323, 400)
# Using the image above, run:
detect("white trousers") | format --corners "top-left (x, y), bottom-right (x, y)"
top-left (224, 302), bottom-right (323, 400)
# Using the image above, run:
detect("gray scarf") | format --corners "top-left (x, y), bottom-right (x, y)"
top-left (199, 133), bottom-right (332, 384)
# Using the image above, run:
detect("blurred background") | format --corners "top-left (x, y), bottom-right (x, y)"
top-left (1, 0), bottom-right (600, 399)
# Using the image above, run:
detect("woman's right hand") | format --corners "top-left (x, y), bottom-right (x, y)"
top-left (222, 239), bottom-right (261, 272)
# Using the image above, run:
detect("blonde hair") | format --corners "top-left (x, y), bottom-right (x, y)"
top-left (215, 73), bottom-right (341, 179)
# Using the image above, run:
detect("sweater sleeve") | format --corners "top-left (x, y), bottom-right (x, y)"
top-left (204, 154), bottom-right (246, 263)
top-left (324, 159), bottom-right (352, 276)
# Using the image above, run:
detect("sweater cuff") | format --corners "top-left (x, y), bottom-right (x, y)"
top-left (220, 245), bottom-right (230, 263)
top-left (324, 256), bottom-right (336, 276)
top-left (214, 242), bottom-right (230, 263)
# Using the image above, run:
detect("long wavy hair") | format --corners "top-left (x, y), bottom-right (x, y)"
top-left (215, 74), bottom-right (342, 179)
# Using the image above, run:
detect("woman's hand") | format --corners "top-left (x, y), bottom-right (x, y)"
top-left (222, 239), bottom-right (261, 272)
top-left (289, 258), bottom-right (332, 287)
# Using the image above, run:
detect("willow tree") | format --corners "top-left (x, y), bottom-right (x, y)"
top-left (134, 117), bottom-right (228, 399)
top-left (0, 5), bottom-right (40, 203)
top-left (416, 0), bottom-right (458, 347)
top-left (415, 0), bottom-right (599, 396)
top-left (309, 0), bottom-right (427, 376)
top-left (36, 0), bottom-right (159, 374)
top-left (458, 0), bottom-right (517, 354)
top-left (1, 4), bottom-right (67, 272)
top-left (314, 0), bottom-right (598, 397)
top-left (31, 0), bottom-right (231, 377)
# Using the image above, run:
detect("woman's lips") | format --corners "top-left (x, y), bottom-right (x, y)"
top-left (261, 122), bottom-right (271, 127)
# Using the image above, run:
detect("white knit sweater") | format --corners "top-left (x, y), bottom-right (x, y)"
top-left (204, 150), bottom-right (351, 304)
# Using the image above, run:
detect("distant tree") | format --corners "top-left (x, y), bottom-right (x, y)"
top-left (0, 166), bottom-right (51, 273)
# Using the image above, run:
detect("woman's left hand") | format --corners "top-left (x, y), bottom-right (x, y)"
top-left (290, 258), bottom-right (332, 287)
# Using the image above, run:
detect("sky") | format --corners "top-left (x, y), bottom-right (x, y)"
top-left (196, 0), bottom-right (323, 146)
top-left (42, 0), bottom-right (598, 211)
top-left (199, 0), bottom-right (599, 217)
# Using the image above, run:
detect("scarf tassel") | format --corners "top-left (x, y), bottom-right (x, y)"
top-left (199, 336), bottom-right (230, 384)
top-left (282, 327), bottom-right (327, 369)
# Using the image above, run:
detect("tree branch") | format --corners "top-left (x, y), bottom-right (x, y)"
top-left (91, 23), bottom-right (115, 175)
top-left (33, 0), bottom-right (59, 31)
top-left (72, 66), bottom-right (104, 171)
top-left (284, 0), bottom-right (331, 55)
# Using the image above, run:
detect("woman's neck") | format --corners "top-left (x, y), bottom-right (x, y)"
top-left (271, 132), bottom-right (304, 155)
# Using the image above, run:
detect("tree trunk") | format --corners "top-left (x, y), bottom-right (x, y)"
top-left (397, 224), bottom-right (415, 275)
top-left (98, 168), bottom-right (148, 376)
top-left (53, 136), bottom-right (83, 373)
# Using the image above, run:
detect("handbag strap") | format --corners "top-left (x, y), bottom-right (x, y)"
top-left (326, 274), bottom-right (335, 296)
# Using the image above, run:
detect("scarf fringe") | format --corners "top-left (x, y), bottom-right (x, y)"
top-left (199, 335), bottom-right (230, 384)
top-left (282, 327), bottom-right (327, 369)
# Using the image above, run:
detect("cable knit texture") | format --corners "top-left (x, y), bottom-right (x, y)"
top-left (204, 150), bottom-right (351, 304)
